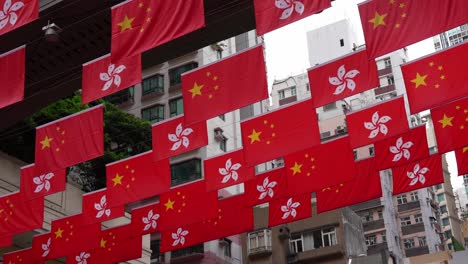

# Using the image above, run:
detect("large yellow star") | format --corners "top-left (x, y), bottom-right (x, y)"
top-left (100, 238), bottom-right (107, 248)
top-left (117, 15), bottom-right (135, 32)
top-left (290, 162), bottom-right (303, 175)
top-left (164, 198), bottom-right (175, 211)
top-left (438, 114), bottom-right (454, 128)
top-left (463, 146), bottom-right (468, 153)
top-left (40, 136), bottom-right (53, 150)
top-left (112, 173), bottom-right (124, 187)
top-left (54, 227), bottom-right (64, 238)
top-left (188, 82), bottom-right (203, 98)
top-left (411, 73), bottom-right (428, 88)
top-left (247, 129), bottom-right (262, 144)
top-left (369, 12), bottom-right (387, 29)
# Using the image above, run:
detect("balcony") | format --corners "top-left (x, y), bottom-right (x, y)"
top-left (363, 219), bottom-right (385, 232)
top-left (378, 67), bottom-right (392, 76)
top-left (248, 245), bottom-right (272, 258)
top-left (288, 245), bottom-right (344, 263)
top-left (405, 246), bottom-right (429, 257)
top-left (104, 87), bottom-right (134, 106)
top-left (374, 84), bottom-right (396, 96)
top-left (279, 95), bottom-right (298, 106)
top-left (367, 242), bottom-right (388, 255)
top-left (170, 244), bottom-right (204, 263)
top-left (401, 223), bottom-right (425, 235)
top-left (398, 201), bottom-right (420, 212)
top-left (350, 199), bottom-right (383, 212)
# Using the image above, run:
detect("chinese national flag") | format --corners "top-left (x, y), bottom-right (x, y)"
top-left (307, 49), bottom-right (379, 108)
top-left (95, 224), bottom-right (142, 263)
top-left (316, 157), bottom-right (382, 214)
top-left (0, 0), bottom-right (38, 36)
top-left (374, 125), bottom-right (429, 170)
top-left (359, 0), bottom-right (468, 59)
top-left (402, 42), bottom-right (468, 114)
top-left (82, 53), bottom-right (141, 104)
top-left (182, 45), bottom-right (268, 125)
top-left (346, 96), bottom-right (409, 148)
top-left (111, 0), bottom-right (205, 60)
top-left (34, 105), bottom-right (104, 173)
top-left (253, 0), bottom-right (331, 35)
top-left (0, 235), bottom-right (12, 247)
top-left (0, 192), bottom-right (44, 237)
top-left (3, 248), bottom-right (34, 264)
top-left (285, 136), bottom-right (356, 195)
top-left (268, 193), bottom-right (312, 227)
top-left (152, 115), bottom-right (208, 161)
top-left (20, 163), bottom-right (66, 201)
top-left (0, 46), bottom-right (25, 109)
top-left (431, 97), bottom-right (468, 154)
top-left (204, 148), bottom-right (255, 191)
top-left (244, 167), bottom-right (288, 207)
top-left (159, 180), bottom-right (218, 230)
top-left (392, 154), bottom-right (443, 195)
top-left (81, 188), bottom-right (125, 224)
top-left (241, 99), bottom-right (320, 166)
top-left (455, 147), bottom-right (468, 176)
top-left (130, 202), bottom-right (161, 236)
top-left (106, 151), bottom-right (170, 206)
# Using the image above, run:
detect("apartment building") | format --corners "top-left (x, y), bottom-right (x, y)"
top-left (433, 24), bottom-right (468, 51)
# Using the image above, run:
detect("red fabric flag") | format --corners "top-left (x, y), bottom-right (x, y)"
top-left (285, 136), bottom-right (356, 195)
top-left (254, 0), bottom-right (331, 35)
top-left (66, 250), bottom-right (97, 264)
top-left (34, 105), bottom-right (104, 173)
top-left (95, 224), bottom-right (142, 263)
top-left (31, 233), bottom-right (53, 261)
top-left (244, 167), bottom-right (288, 207)
top-left (0, 192), bottom-right (43, 237)
top-left (159, 180), bottom-right (218, 230)
top-left (106, 151), bottom-right (170, 206)
top-left (182, 45), bottom-right (268, 125)
top-left (316, 157), bottom-right (382, 214)
top-left (82, 53), bottom-right (141, 104)
top-left (20, 164), bottom-right (66, 201)
top-left (346, 97), bottom-right (409, 148)
top-left (392, 154), bottom-right (443, 195)
top-left (0, 0), bottom-right (38, 36)
top-left (374, 125), bottom-right (429, 170)
top-left (111, 0), bottom-right (205, 60)
top-left (81, 188), bottom-right (125, 224)
top-left (268, 193), bottom-right (312, 227)
top-left (241, 99), bottom-right (320, 166)
top-left (130, 202), bottom-right (160, 236)
top-left (0, 46), bottom-right (25, 108)
top-left (0, 235), bottom-right (12, 247)
top-left (152, 115), bottom-right (208, 161)
top-left (359, 0), bottom-right (468, 59)
top-left (402, 42), bottom-right (468, 114)
top-left (455, 146), bottom-right (468, 176)
top-left (307, 49), bottom-right (379, 108)
top-left (204, 148), bottom-right (255, 191)
top-left (431, 97), bottom-right (468, 154)
top-left (3, 248), bottom-right (34, 264)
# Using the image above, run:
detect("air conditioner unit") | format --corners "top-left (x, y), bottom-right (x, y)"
top-left (278, 226), bottom-right (290, 240)
top-left (275, 159), bottom-right (284, 167)
top-left (214, 127), bottom-right (225, 141)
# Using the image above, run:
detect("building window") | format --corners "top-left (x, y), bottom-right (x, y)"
top-left (169, 97), bottom-right (184, 117)
top-left (366, 235), bottom-right (377, 246)
top-left (248, 229), bottom-right (272, 254)
top-left (306, 83), bottom-right (310, 91)
top-left (323, 102), bottom-right (337, 111)
top-left (410, 192), bottom-right (419, 201)
top-left (418, 237), bottom-right (427, 247)
top-left (440, 205), bottom-right (448, 214)
top-left (387, 75), bottom-right (395, 85)
top-left (442, 217), bottom-right (450, 226)
top-left (289, 227), bottom-right (337, 253)
top-left (414, 214), bottom-right (423, 223)
top-left (169, 62), bottom-right (198, 86)
top-left (397, 195), bottom-right (407, 205)
top-left (353, 150), bottom-right (358, 160)
top-left (219, 114), bottom-right (225, 121)
top-left (404, 238), bottom-right (415, 249)
top-left (142, 74), bottom-right (164, 95)
top-left (172, 244), bottom-right (204, 258)
top-left (435, 184), bottom-right (443, 190)
top-left (220, 238), bottom-right (232, 257)
top-left (361, 214), bottom-right (374, 223)
top-left (444, 230), bottom-right (453, 240)
top-left (291, 86), bottom-right (297, 96)
top-left (278, 90), bottom-right (285, 99)
top-left (369, 147), bottom-right (375, 156)
top-left (400, 216), bottom-right (411, 226)
top-left (141, 104), bottom-right (165, 124)
top-left (378, 210), bottom-right (383, 219)
top-left (105, 86), bottom-right (134, 105)
top-left (322, 227), bottom-right (337, 247)
top-left (220, 138), bottom-right (227, 152)
top-left (382, 234), bottom-right (387, 242)
top-left (290, 233), bottom-right (304, 253)
top-left (150, 239), bottom-right (161, 260)
top-left (448, 243), bottom-right (453, 250)
top-left (384, 58), bottom-right (391, 68)
top-left (170, 159), bottom-right (202, 186)
top-left (216, 50), bottom-right (223, 60)
top-left (437, 193), bottom-right (445, 202)
top-left (339, 38), bottom-right (344, 47)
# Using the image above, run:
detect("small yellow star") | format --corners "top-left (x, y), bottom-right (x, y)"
top-left (463, 146), bottom-right (468, 153)
top-left (164, 198), bottom-right (175, 211)
top-left (290, 162), bottom-right (303, 175)
top-left (395, 23), bottom-right (400, 28)
top-left (247, 129), bottom-right (262, 144)
top-left (435, 84), bottom-right (440, 89)
top-left (429, 62), bottom-right (435, 67)
top-left (188, 82), bottom-right (203, 98)
top-left (54, 228), bottom-right (64, 238)
top-left (399, 3), bottom-right (405, 8)
top-left (117, 15), bottom-right (135, 32)
top-left (438, 114), bottom-right (454, 128)
top-left (369, 12), bottom-right (387, 29)
top-left (411, 73), bottom-right (428, 88)
top-left (138, 2), bottom-right (144, 8)
top-left (438, 66), bottom-right (443, 71)
top-left (208, 94), bottom-right (213, 99)
top-left (440, 75), bottom-right (446, 80)
top-left (112, 173), bottom-right (124, 187)
top-left (390, 0), bottom-right (395, 4)
top-left (100, 238), bottom-right (107, 248)
top-left (401, 13), bottom-right (407, 18)
top-left (40, 136), bottom-right (53, 150)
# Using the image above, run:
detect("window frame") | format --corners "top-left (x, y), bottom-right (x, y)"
top-left (170, 158), bottom-right (202, 186)
top-left (365, 235), bottom-right (377, 246)
top-left (169, 62), bottom-right (198, 87)
top-left (397, 195), bottom-right (408, 205)
top-left (410, 192), bottom-right (419, 201)
top-left (141, 104), bottom-right (165, 124)
top-left (142, 74), bottom-right (164, 95)
top-left (400, 216), bottom-right (411, 226)
top-left (248, 229), bottom-right (272, 254)
top-left (278, 90), bottom-right (285, 99)
top-left (404, 238), bottom-right (415, 249)
top-left (414, 214), bottom-right (423, 223)
top-left (169, 97), bottom-right (184, 117)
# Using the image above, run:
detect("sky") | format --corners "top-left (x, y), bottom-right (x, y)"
top-left (262, 0), bottom-right (463, 190)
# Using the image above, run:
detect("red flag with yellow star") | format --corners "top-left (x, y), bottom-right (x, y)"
top-left (285, 136), bottom-right (356, 195)
top-left (81, 188), bottom-right (125, 225)
top-left (455, 146), bottom-right (468, 176)
top-left (3, 248), bottom-right (34, 264)
top-left (20, 163), bottom-right (66, 201)
top-left (402, 42), bottom-right (468, 114)
top-left (316, 157), bottom-right (382, 214)
top-left (268, 193), bottom-right (311, 227)
top-left (106, 151), bottom-right (170, 207)
top-left (241, 99), bottom-right (320, 166)
top-left (431, 97), bottom-right (468, 154)
top-left (181, 45), bottom-right (268, 125)
top-left (94, 224), bottom-right (142, 263)
top-left (359, 0), bottom-right (468, 59)
top-left (34, 105), bottom-right (104, 173)
top-left (111, 0), bottom-right (205, 61)
top-left (0, 46), bottom-right (25, 109)
top-left (159, 180), bottom-right (218, 230)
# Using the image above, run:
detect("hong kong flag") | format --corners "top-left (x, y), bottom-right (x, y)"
top-left (455, 147), bottom-right (468, 176)
top-left (269, 193), bottom-right (312, 227)
top-left (0, 0), bottom-right (38, 36)
top-left (307, 49), bottom-right (379, 108)
top-left (374, 125), bottom-right (429, 170)
top-left (392, 154), bottom-right (443, 195)
top-left (204, 148), bottom-right (255, 191)
top-left (31, 233), bottom-right (53, 261)
top-left (346, 96), bottom-right (409, 148)
top-left (130, 202), bottom-right (161, 236)
top-left (0, 46), bottom-right (25, 109)
top-left (66, 250), bottom-right (97, 264)
top-left (244, 167), bottom-right (288, 207)
top-left (81, 188), bottom-right (125, 224)
top-left (82, 53), bottom-right (141, 104)
top-left (20, 163), bottom-right (66, 201)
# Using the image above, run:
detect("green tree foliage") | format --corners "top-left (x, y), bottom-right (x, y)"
top-left (451, 236), bottom-right (465, 251)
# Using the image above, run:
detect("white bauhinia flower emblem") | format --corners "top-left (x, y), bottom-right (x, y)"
top-left (329, 65), bottom-right (360, 95)
top-left (407, 163), bottom-right (429, 186)
top-left (33, 172), bottom-right (54, 193)
top-left (94, 195), bottom-right (111, 219)
top-left (275, 0), bottom-right (304, 20)
top-left (364, 111), bottom-right (392, 139)
top-left (219, 158), bottom-right (242, 184)
top-left (99, 63), bottom-right (126, 91)
top-left (281, 198), bottom-right (300, 220)
top-left (41, 238), bottom-right (51, 257)
top-left (0, 0), bottom-right (24, 30)
top-left (168, 123), bottom-right (193, 151)
top-left (389, 137), bottom-right (414, 162)
top-left (171, 228), bottom-right (189, 247)
top-left (142, 209), bottom-right (160, 231)
top-left (75, 251), bottom-right (91, 264)
top-left (257, 177), bottom-right (278, 200)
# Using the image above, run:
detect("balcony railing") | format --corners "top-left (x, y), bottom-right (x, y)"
top-left (350, 198), bottom-right (383, 212)
top-left (405, 246), bottom-right (429, 257)
top-left (401, 222), bottom-right (425, 235)
top-left (279, 95), bottom-right (297, 106)
top-left (367, 242), bottom-right (388, 255)
top-left (398, 201), bottom-right (420, 212)
top-left (374, 84), bottom-right (396, 96)
top-left (363, 219), bottom-right (385, 231)
top-left (104, 87), bottom-right (134, 106)
top-left (171, 244), bottom-right (204, 263)
top-left (378, 67), bottom-right (392, 76)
